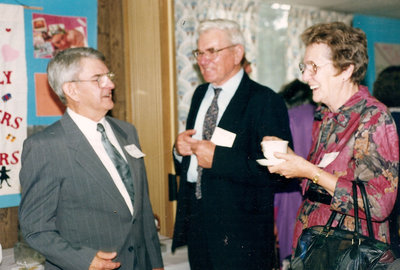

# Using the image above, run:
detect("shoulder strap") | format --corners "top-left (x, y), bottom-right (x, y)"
top-left (357, 180), bottom-right (375, 238)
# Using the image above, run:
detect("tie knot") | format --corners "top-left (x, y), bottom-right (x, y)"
top-left (97, 123), bottom-right (105, 133)
top-left (213, 87), bottom-right (222, 96)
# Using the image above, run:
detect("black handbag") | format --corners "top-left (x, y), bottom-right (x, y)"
top-left (291, 181), bottom-right (397, 270)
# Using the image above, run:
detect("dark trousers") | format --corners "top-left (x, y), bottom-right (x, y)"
top-left (186, 183), bottom-right (214, 270)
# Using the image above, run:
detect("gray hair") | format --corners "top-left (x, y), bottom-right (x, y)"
top-left (197, 19), bottom-right (245, 47)
top-left (47, 47), bottom-right (106, 104)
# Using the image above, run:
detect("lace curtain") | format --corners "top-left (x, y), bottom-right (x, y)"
top-left (285, 5), bottom-right (353, 83)
top-left (174, 0), bottom-right (261, 131)
top-left (257, 4), bottom-right (353, 92)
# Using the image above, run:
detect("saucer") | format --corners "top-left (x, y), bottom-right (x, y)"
top-left (256, 159), bottom-right (284, 166)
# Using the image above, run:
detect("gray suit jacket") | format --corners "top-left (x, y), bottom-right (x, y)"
top-left (19, 113), bottom-right (163, 270)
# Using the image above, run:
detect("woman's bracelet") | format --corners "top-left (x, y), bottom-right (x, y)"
top-left (311, 168), bottom-right (323, 185)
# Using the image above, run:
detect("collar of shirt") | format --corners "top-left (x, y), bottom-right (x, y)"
top-left (67, 108), bottom-right (103, 140)
top-left (67, 108), bottom-right (126, 159)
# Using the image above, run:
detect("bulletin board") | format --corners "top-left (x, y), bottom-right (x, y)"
top-left (0, 0), bottom-right (97, 208)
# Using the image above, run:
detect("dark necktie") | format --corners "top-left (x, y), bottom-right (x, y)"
top-left (196, 87), bottom-right (222, 199)
top-left (97, 123), bottom-right (135, 206)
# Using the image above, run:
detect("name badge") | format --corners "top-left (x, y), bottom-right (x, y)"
top-left (318, 152), bottom-right (339, 168)
top-left (211, 127), bottom-right (236, 148)
top-left (124, 144), bottom-right (146, 158)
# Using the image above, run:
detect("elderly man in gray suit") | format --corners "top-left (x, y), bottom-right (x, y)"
top-left (19, 47), bottom-right (164, 270)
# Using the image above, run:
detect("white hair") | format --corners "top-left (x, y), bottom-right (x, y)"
top-left (197, 19), bottom-right (245, 47)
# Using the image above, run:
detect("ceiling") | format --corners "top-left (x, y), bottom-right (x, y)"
top-left (263, 0), bottom-right (400, 20)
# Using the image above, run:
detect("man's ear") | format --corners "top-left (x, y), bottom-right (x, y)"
top-left (234, 44), bottom-right (245, 65)
top-left (63, 82), bottom-right (79, 102)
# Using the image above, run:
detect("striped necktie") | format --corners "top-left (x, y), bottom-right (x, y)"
top-left (97, 123), bottom-right (135, 205)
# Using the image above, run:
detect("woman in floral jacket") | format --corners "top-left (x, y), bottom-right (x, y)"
top-left (264, 22), bottom-right (399, 250)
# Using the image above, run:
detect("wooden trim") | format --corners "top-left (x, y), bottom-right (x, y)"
top-left (122, 0), bottom-right (176, 236)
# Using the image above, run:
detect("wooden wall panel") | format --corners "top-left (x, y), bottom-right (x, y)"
top-left (122, 0), bottom-right (177, 236)
top-left (98, 0), bottom-right (129, 121)
top-left (99, 0), bottom-right (177, 236)
top-left (0, 207), bottom-right (18, 248)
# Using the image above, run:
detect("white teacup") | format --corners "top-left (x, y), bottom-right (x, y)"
top-left (261, 140), bottom-right (288, 165)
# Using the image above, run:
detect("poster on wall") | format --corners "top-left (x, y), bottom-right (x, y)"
top-left (32, 13), bottom-right (88, 59)
top-left (374, 42), bottom-right (400, 76)
top-left (0, 3), bottom-right (27, 204)
top-left (0, 0), bottom-right (97, 208)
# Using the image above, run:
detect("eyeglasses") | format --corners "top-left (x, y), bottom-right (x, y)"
top-left (299, 62), bottom-right (331, 75)
top-left (69, 72), bottom-right (115, 88)
top-left (192, 44), bottom-right (236, 59)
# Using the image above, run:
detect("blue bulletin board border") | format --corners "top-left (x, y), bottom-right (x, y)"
top-left (0, 194), bottom-right (21, 209)
top-left (0, 0), bottom-right (97, 208)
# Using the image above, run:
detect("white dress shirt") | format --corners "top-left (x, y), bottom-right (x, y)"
top-left (185, 68), bottom-right (244, 182)
top-left (67, 108), bottom-right (134, 214)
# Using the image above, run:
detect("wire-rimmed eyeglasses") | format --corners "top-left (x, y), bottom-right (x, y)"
top-left (69, 72), bottom-right (115, 88)
top-left (192, 44), bottom-right (236, 59)
top-left (299, 62), bottom-right (331, 75)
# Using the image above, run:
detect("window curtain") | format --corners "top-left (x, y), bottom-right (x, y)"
top-left (285, 6), bottom-right (353, 82)
top-left (174, 0), bottom-right (260, 132)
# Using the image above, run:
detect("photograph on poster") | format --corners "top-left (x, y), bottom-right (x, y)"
top-left (32, 13), bottom-right (88, 58)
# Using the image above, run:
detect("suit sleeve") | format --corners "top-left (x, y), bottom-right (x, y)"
top-left (19, 136), bottom-right (97, 270)
top-left (211, 89), bottom-right (292, 186)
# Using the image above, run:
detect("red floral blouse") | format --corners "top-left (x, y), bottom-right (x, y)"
top-left (292, 85), bottom-right (399, 250)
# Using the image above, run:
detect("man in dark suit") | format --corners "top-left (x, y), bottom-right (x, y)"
top-left (172, 19), bottom-right (292, 270)
top-left (19, 47), bottom-right (164, 270)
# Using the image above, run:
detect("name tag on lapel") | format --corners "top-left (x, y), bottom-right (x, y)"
top-left (211, 127), bottom-right (236, 148)
top-left (318, 152), bottom-right (339, 168)
top-left (124, 144), bottom-right (146, 158)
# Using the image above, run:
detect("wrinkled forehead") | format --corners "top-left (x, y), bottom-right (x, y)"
top-left (198, 29), bottom-right (231, 50)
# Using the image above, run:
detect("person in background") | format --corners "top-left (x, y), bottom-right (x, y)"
top-left (172, 18), bottom-right (292, 270)
top-left (263, 22), bottom-right (399, 255)
top-left (275, 79), bottom-right (315, 267)
top-left (373, 65), bottom-right (400, 255)
top-left (19, 47), bottom-right (164, 270)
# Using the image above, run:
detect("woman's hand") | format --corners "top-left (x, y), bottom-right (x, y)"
top-left (267, 151), bottom-right (313, 179)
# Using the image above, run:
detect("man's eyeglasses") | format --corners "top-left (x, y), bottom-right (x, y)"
top-left (192, 44), bottom-right (236, 59)
top-left (299, 62), bottom-right (331, 75)
top-left (69, 72), bottom-right (115, 88)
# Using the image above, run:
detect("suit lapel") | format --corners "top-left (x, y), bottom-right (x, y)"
top-left (186, 84), bottom-right (208, 129)
top-left (218, 73), bottom-right (251, 134)
top-left (60, 114), bottom-right (132, 215)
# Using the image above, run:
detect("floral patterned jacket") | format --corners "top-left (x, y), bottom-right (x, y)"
top-left (292, 85), bottom-right (399, 250)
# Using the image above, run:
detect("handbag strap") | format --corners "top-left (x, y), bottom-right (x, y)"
top-left (356, 181), bottom-right (375, 238)
top-left (324, 181), bottom-right (374, 239)
top-left (352, 181), bottom-right (360, 237)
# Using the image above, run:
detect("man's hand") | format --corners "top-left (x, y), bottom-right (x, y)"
top-left (191, 140), bottom-right (216, 168)
top-left (89, 251), bottom-right (120, 270)
top-left (175, 129), bottom-right (198, 156)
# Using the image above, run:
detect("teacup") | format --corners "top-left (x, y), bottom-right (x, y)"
top-left (261, 140), bottom-right (288, 165)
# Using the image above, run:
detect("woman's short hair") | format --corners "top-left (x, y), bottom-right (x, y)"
top-left (47, 47), bottom-right (105, 104)
top-left (301, 22), bottom-right (368, 85)
top-left (197, 19), bottom-right (245, 47)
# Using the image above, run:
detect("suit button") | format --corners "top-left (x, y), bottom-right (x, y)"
top-left (128, 246), bottom-right (134, 252)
